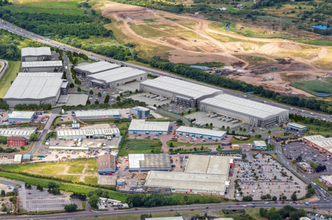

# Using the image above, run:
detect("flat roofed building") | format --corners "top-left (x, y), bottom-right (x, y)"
top-left (98, 154), bottom-right (116, 175)
top-left (74, 61), bottom-right (120, 76)
top-left (22, 61), bottom-right (63, 72)
top-left (49, 146), bottom-right (89, 151)
top-left (200, 94), bottom-right (289, 127)
top-left (145, 171), bottom-right (228, 195)
top-left (21, 47), bottom-right (51, 62)
top-left (128, 154), bottom-right (171, 172)
top-left (130, 106), bottom-right (150, 119)
top-left (0, 128), bottom-right (36, 139)
top-left (140, 77), bottom-right (223, 108)
top-left (86, 67), bottom-right (147, 88)
top-left (185, 155), bottom-right (231, 175)
top-left (14, 154), bottom-right (22, 164)
top-left (303, 135), bottom-right (332, 154)
top-left (57, 127), bottom-right (120, 140)
top-left (23, 154), bottom-right (31, 161)
top-left (175, 126), bottom-right (226, 140)
top-left (74, 110), bottom-right (120, 120)
top-left (253, 141), bottom-right (267, 149)
top-left (8, 111), bottom-right (36, 122)
top-left (128, 119), bottom-right (169, 135)
top-left (287, 122), bottom-right (307, 133)
top-left (320, 175), bottom-right (332, 186)
top-left (4, 72), bottom-right (66, 107)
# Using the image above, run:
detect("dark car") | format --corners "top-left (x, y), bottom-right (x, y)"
top-left (206, 207), bottom-right (209, 209)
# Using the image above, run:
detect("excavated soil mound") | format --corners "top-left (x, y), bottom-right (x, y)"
top-left (257, 42), bottom-right (302, 55)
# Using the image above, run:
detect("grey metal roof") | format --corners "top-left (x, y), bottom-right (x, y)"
top-left (22, 61), bottom-right (62, 67)
top-left (287, 122), bottom-right (306, 129)
top-left (74, 61), bottom-right (119, 74)
top-left (21, 47), bottom-right (51, 57)
top-left (140, 77), bottom-right (223, 100)
top-left (75, 109), bottom-right (120, 117)
top-left (201, 94), bottom-right (289, 119)
top-left (4, 72), bottom-right (63, 100)
top-left (87, 67), bottom-right (146, 84)
top-left (129, 154), bottom-right (171, 169)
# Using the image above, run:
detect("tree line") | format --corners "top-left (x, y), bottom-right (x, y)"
top-left (0, 9), bottom-right (112, 39)
top-left (259, 206), bottom-right (306, 220)
top-left (149, 56), bottom-right (332, 114)
top-left (14, 103), bottom-right (52, 111)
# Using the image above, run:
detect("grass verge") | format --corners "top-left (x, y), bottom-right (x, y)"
top-left (0, 61), bottom-right (20, 98)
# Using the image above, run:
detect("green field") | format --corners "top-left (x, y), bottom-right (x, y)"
top-left (119, 139), bottom-right (162, 156)
top-left (84, 176), bottom-right (97, 185)
top-left (0, 61), bottom-right (20, 98)
top-left (229, 137), bottom-right (261, 144)
top-left (2, 6), bottom-right (84, 15)
top-left (291, 80), bottom-right (332, 96)
top-left (68, 164), bottom-right (85, 174)
top-left (166, 140), bottom-right (193, 147)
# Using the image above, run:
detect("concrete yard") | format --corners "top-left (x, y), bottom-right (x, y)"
top-left (129, 93), bottom-right (171, 106)
top-left (227, 153), bottom-right (307, 200)
top-left (185, 111), bottom-right (242, 129)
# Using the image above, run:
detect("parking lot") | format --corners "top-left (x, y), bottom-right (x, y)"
top-left (162, 103), bottom-right (192, 114)
top-left (227, 153), bottom-right (307, 200)
top-left (283, 142), bottom-right (331, 171)
top-left (185, 111), bottom-right (242, 129)
top-left (129, 93), bottom-right (171, 107)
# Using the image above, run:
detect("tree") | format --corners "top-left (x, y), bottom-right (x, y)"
top-left (104, 94), bottom-right (110, 103)
top-left (37, 185), bottom-right (43, 191)
top-left (259, 208), bottom-right (268, 217)
top-left (242, 153), bottom-right (247, 160)
top-left (268, 130), bottom-right (271, 134)
top-left (86, 99), bottom-right (91, 105)
top-left (98, 92), bottom-right (102, 97)
top-left (116, 96), bottom-right (121, 101)
top-left (29, 133), bottom-right (38, 141)
top-left (0, 190), bottom-right (5, 197)
top-left (272, 196), bottom-right (277, 201)
top-left (64, 204), bottom-right (78, 212)
top-left (140, 214), bottom-right (152, 220)
top-left (89, 90), bottom-right (93, 95)
top-left (69, 83), bottom-right (74, 88)
top-left (89, 194), bottom-right (100, 208)
top-left (169, 142), bottom-right (174, 147)
top-left (291, 192), bottom-right (297, 201)
top-left (176, 119), bottom-right (183, 126)
top-left (77, 87), bottom-right (81, 92)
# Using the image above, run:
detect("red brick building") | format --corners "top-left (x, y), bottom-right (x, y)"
top-left (7, 137), bottom-right (27, 146)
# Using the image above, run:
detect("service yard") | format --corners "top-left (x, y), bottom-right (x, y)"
top-left (227, 153), bottom-right (307, 200)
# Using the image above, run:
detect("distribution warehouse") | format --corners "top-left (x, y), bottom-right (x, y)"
top-left (56, 127), bottom-right (120, 140)
top-left (3, 73), bottom-right (68, 107)
top-left (74, 61), bottom-right (120, 76)
top-left (140, 77), bottom-right (223, 108)
top-left (303, 135), bottom-right (332, 154)
top-left (128, 119), bottom-right (169, 135)
top-left (128, 154), bottom-right (171, 172)
top-left (74, 110), bottom-right (120, 120)
top-left (21, 47), bottom-right (52, 62)
top-left (200, 94), bottom-right (289, 127)
top-left (8, 111), bottom-right (36, 123)
top-left (175, 126), bottom-right (226, 140)
top-left (21, 61), bottom-right (63, 72)
top-left (86, 67), bottom-right (147, 88)
top-left (0, 128), bottom-right (37, 139)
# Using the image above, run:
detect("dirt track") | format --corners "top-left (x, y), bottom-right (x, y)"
top-left (98, 2), bottom-right (332, 97)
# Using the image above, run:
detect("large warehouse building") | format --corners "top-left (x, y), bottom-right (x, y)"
top-left (74, 110), bottom-right (120, 121)
top-left (56, 127), bottom-right (120, 140)
top-left (0, 128), bottom-right (37, 139)
top-left (140, 77), bottom-right (223, 108)
top-left (144, 155), bottom-right (231, 195)
top-left (21, 47), bottom-right (52, 62)
top-left (303, 135), bottom-right (332, 154)
top-left (175, 126), bottom-right (226, 141)
top-left (8, 111), bottom-right (36, 123)
top-left (86, 67), bottom-right (147, 88)
top-left (74, 61), bottom-right (120, 76)
top-left (3, 73), bottom-right (68, 107)
top-left (129, 154), bottom-right (171, 172)
top-left (21, 61), bottom-right (63, 72)
top-left (128, 119), bottom-right (169, 135)
top-left (200, 94), bottom-right (289, 127)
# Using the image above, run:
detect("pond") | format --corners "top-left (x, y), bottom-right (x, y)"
top-left (316, 92), bottom-right (329, 96)
top-left (190, 65), bottom-right (211, 70)
top-left (312, 25), bottom-right (329, 30)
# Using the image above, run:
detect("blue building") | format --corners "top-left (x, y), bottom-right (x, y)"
top-left (130, 106), bottom-right (150, 119)
top-left (286, 122), bottom-right (307, 133)
top-left (253, 141), bottom-right (267, 149)
top-left (74, 109), bottom-right (120, 120)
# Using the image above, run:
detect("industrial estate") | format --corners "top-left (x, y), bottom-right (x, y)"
top-left (0, 0), bottom-right (332, 218)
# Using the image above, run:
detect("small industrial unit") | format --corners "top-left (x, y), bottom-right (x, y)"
top-left (3, 72), bottom-right (69, 107)
top-left (253, 141), bottom-right (267, 149)
top-left (56, 127), bottom-right (120, 140)
top-left (286, 122), bottom-right (307, 133)
top-left (8, 111), bottom-right (36, 123)
top-left (130, 106), bottom-right (150, 119)
top-left (74, 61), bottom-right (120, 76)
top-left (175, 126), bottom-right (226, 140)
top-left (21, 47), bottom-right (52, 62)
top-left (98, 154), bottom-right (116, 175)
top-left (128, 119), bottom-right (169, 135)
top-left (0, 128), bottom-right (37, 139)
top-left (21, 61), bottom-right (63, 72)
top-left (74, 110), bottom-right (120, 121)
top-left (128, 154), bottom-right (172, 172)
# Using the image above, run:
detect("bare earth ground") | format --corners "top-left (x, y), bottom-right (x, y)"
top-left (93, 1), bottom-right (332, 97)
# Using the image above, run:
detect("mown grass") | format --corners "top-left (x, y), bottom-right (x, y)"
top-left (119, 139), bottom-right (162, 156)
top-left (166, 140), bottom-right (193, 147)
top-left (245, 208), bottom-right (268, 220)
top-left (68, 164), bottom-right (85, 174)
top-left (0, 61), bottom-right (20, 98)
top-left (84, 176), bottom-right (98, 185)
top-left (55, 175), bottom-right (81, 183)
top-left (291, 80), bottom-right (332, 96)
top-left (2, 6), bottom-right (84, 16)
top-left (11, 0), bottom-right (82, 9)
top-left (229, 137), bottom-right (261, 144)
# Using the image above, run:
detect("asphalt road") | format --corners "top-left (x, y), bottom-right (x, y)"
top-left (0, 19), bottom-right (331, 122)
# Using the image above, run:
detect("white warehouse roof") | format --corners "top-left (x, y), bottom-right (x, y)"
top-left (176, 126), bottom-right (226, 137)
top-left (87, 67), bottom-right (146, 84)
top-left (254, 141), bottom-right (267, 146)
top-left (74, 61), bottom-right (119, 74)
top-left (14, 154), bottom-right (22, 162)
top-left (22, 61), bottom-right (62, 67)
top-left (201, 94), bottom-right (289, 119)
top-left (8, 111), bottom-right (35, 120)
top-left (75, 110), bottom-right (120, 117)
top-left (145, 171), bottom-right (228, 193)
top-left (304, 135), bottom-right (332, 152)
top-left (0, 128), bottom-right (36, 138)
top-left (128, 119), bottom-right (169, 132)
top-left (185, 155), bottom-right (230, 175)
top-left (4, 73), bottom-right (63, 100)
top-left (57, 127), bottom-right (120, 137)
top-left (288, 122), bottom-right (307, 129)
top-left (141, 77), bottom-right (222, 100)
top-left (21, 47), bottom-right (51, 56)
